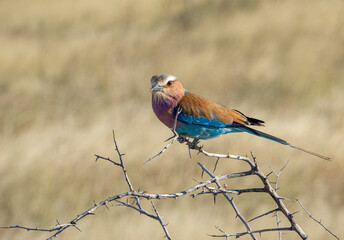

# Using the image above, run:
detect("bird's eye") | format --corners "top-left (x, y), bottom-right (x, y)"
top-left (166, 81), bottom-right (172, 86)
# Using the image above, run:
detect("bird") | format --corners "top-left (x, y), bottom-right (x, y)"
top-left (150, 74), bottom-right (330, 160)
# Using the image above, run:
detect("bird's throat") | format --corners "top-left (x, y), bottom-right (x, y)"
top-left (152, 93), bottom-right (181, 129)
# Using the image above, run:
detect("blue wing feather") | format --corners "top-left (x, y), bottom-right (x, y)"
top-left (171, 93), bottom-right (241, 139)
top-left (173, 108), bottom-right (230, 127)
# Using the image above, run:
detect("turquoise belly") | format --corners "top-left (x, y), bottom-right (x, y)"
top-left (175, 122), bottom-right (240, 140)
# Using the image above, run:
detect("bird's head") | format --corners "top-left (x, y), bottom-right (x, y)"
top-left (150, 74), bottom-right (184, 102)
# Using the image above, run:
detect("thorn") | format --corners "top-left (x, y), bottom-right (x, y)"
top-left (164, 137), bottom-right (173, 142)
top-left (213, 157), bottom-right (220, 173)
top-left (291, 211), bottom-right (300, 216)
top-left (73, 224), bottom-right (81, 232)
top-left (192, 178), bottom-right (201, 184)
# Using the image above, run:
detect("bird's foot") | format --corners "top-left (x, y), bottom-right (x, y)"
top-left (185, 139), bottom-right (202, 158)
top-left (187, 139), bottom-right (202, 150)
top-left (177, 135), bottom-right (188, 143)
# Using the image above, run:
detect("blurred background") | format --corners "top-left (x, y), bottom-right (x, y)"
top-left (0, 0), bottom-right (343, 239)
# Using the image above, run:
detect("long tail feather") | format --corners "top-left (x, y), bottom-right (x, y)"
top-left (237, 126), bottom-right (330, 161)
top-left (289, 145), bottom-right (330, 161)
top-left (238, 126), bottom-right (289, 145)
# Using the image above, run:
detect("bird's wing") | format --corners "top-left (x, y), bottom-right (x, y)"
top-left (174, 92), bottom-right (264, 127)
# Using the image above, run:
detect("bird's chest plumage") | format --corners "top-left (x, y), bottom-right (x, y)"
top-left (152, 95), bottom-right (177, 129)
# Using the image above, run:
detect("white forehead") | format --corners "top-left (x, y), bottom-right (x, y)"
top-left (151, 74), bottom-right (177, 85)
top-left (163, 75), bottom-right (177, 84)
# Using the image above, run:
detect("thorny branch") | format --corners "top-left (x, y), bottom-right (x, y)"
top-left (297, 199), bottom-right (340, 240)
top-left (199, 162), bottom-right (258, 240)
top-left (144, 107), bottom-right (182, 165)
top-left (270, 161), bottom-right (289, 240)
top-left (0, 133), bottom-right (339, 240)
top-left (208, 225), bottom-right (295, 239)
top-left (196, 148), bottom-right (308, 240)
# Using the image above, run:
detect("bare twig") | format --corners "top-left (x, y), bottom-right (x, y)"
top-left (191, 143), bottom-right (309, 240)
top-left (1, 133), bottom-right (336, 240)
top-left (0, 154), bottom-right (262, 239)
top-left (248, 208), bottom-right (279, 222)
top-left (253, 159), bottom-right (308, 239)
top-left (213, 157), bottom-right (220, 172)
top-left (112, 131), bottom-right (134, 192)
top-left (32, 132), bottom-right (174, 240)
top-left (111, 130), bottom-right (142, 210)
top-left (198, 162), bottom-right (258, 240)
top-left (115, 199), bottom-right (157, 219)
top-left (143, 134), bottom-right (178, 165)
top-left (0, 225), bottom-right (64, 232)
top-left (1, 175), bottom-right (269, 239)
top-left (199, 148), bottom-right (252, 163)
top-left (190, 187), bottom-right (268, 197)
top-left (95, 155), bottom-right (121, 166)
top-left (270, 160), bottom-right (289, 240)
top-left (172, 107), bottom-right (182, 131)
top-left (209, 226), bottom-right (294, 238)
top-left (151, 202), bottom-right (171, 240)
top-left (144, 107), bottom-right (182, 164)
top-left (297, 199), bottom-right (340, 240)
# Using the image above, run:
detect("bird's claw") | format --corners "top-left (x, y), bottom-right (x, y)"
top-left (187, 139), bottom-right (201, 150)
top-left (165, 131), bottom-right (202, 152)
top-left (177, 135), bottom-right (188, 143)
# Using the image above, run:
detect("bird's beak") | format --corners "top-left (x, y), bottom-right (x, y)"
top-left (150, 84), bottom-right (163, 93)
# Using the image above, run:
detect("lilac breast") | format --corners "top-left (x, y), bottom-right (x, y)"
top-left (152, 95), bottom-right (178, 129)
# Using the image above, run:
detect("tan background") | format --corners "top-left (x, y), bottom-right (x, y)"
top-left (0, 0), bottom-right (343, 239)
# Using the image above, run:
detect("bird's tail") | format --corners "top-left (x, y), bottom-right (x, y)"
top-left (237, 126), bottom-right (330, 161)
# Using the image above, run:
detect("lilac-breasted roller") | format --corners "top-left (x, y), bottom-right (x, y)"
top-left (150, 74), bottom-right (330, 160)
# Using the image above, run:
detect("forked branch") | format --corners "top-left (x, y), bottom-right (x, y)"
top-left (0, 133), bottom-right (338, 240)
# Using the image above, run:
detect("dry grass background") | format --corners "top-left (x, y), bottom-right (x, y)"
top-left (0, 0), bottom-right (343, 239)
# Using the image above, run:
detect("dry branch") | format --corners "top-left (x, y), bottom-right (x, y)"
top-left (194, 147), bottom-right (308, 240)
top-left (0, 132), bottom-right (339, 240)
top-left (297, 199), bottom-right (340, 240)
